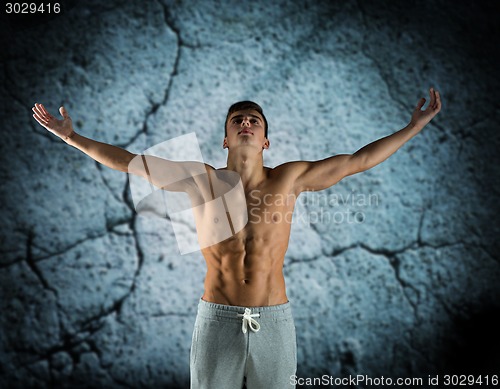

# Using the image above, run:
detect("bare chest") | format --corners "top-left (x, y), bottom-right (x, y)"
top-left (190, 171), bottom-right (298, 249)
top-left (245, 187), bottom-right (297, 225)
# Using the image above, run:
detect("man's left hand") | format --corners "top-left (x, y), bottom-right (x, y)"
top-left (410, 87), bottom-right (442, 129)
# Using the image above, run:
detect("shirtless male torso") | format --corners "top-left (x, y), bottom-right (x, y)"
top-left (32, 90), bottom-right (441, 388)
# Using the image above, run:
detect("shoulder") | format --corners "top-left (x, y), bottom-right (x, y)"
top-left (269, 155), bottom-right (356, 193)
top-left (269, 160), bottom-right (311, 178)
top-left (266, 161), bottom-right (311, 192)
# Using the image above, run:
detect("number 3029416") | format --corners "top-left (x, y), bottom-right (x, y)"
top-left (6, 3), bottom-right (61, 14)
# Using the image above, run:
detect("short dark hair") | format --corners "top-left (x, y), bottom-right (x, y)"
top-left (224, 101), bottom-right (268, 138)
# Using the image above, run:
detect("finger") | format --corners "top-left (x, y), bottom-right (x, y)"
top-left (415, 97), bottom-right (426, 110)
top-left (33, 104), bottom-right (47, 120)
top-left (434, 90), bottom-right (441, 111)
top-left (59, 106), bottom-right (69, 119)
top-left (429, 87), bottom-right (436, 108)
top-left (33, 113), bottom-right (48, 127)
top-left (33, 111), bottom-right (48, 125)
top-left (34, 103), bottom-right (43, 114)
top-left (39, 103), bottom-right (52, 119)
top-left (36, 103), bottom-right (52, 121)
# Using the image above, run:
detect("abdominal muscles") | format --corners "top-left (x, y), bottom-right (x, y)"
top-left (200, 223), bottom-right (291, 307)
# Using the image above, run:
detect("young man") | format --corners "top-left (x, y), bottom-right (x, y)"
top-left (32, 88), bottom-right (441, 388)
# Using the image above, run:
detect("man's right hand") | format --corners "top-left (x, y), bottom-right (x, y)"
top-left (32, 103), bottom-right (76, 141)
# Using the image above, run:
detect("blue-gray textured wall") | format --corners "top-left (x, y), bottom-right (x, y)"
top-left (1, 0), bottom-right (499, 388)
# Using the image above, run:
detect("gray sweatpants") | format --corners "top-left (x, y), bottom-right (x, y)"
top-left (190, 299), bottom-right (297, 389)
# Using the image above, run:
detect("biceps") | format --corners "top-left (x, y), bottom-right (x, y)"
top-left (296, 154), bottom-right (362, 192)
top-left (127, 154), bottom-right (201, 192)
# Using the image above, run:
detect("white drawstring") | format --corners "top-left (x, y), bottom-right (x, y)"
top-left (237, 308), bottom-right (261, 333)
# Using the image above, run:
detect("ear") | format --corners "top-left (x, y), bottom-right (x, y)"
top-left (223, 137), bottom-right (229, 149)
top-left (262, 138), bottom-right (270, 150)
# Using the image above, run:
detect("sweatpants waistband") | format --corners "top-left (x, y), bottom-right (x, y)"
top-left (196, 298), bottom-right (292, 323)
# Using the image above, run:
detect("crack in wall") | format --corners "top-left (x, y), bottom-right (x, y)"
top-left (107, 3), bottom-right (205, 299)
top-left (156, 0), bottom-right (205, 50)
top-left (156, 6), bottom-right (181, 107)
top-left (95, 162), bottom-right (129, 206)
top-left (123, 238), bottom-right (147, 325)
top-left (79, 339), bottom-right (134, 389)
top-left (416, 207), bottom-right (426, 246)
top-left (2, 223), bottom-right (140, 380)
top-left (24, 229), bottom-right (57, 295)
top-left (53, 176), bottom-right (153, 339)
top-left (112, 3), bottom-right (185, 152)
top-left (357, 242), bottom-right (420, 322)
top-left (355, 0), bottom-right (460, 150)
top-left (3, 65), bottom-right (64, 147)
top-left (478, 245), bottom-right (499, 264)
top-left (83, 340), bottom-right (130, 388)
top-left (355, 1), bottom-right (411, 109)
top-left (6, 311), bottom-right (106, 378)
top-left (288, 237), bottom-right (475, 317)
top-left (1, 218), bottom-right (136, 271)
top-left (1, 231), bottom-right (109, 269)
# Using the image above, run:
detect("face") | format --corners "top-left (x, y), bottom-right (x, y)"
top-left (223, 109), bottom-right (269, 150)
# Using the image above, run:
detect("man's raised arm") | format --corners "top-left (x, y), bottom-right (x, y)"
top-left (33, 103), bottom-right (139, 172)
top-left (293, 87), bottom-right (442, 193)
top-left (32, 103), bottom-right (205, 192)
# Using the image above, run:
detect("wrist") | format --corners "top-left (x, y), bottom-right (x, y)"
top-left (408, 121), bottom-right (424, 133)
top-left (63, 130), bottom-right (77, 143)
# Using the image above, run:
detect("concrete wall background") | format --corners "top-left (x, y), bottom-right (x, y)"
top-left (1, 0), bottom-right (499, 387)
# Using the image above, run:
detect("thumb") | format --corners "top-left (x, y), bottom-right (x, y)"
top-left (59, 106), bottom-right (70, 119)
top-left (415, 98), bottom-right (426, 111)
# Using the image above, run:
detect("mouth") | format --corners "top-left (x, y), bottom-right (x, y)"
top-left (238, 129), bottom-right (253, 135)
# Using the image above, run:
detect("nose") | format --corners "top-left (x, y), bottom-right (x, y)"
top-left (241, 117), bottom-right (251, 127)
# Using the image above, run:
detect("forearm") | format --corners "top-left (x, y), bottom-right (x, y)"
top-left (354, 123), bottom-right (422, 170)
top-left (64, 132), bottom-right (134, 172)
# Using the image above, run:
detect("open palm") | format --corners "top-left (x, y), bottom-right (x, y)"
top-left (32, 103), bottom-right (74, 139)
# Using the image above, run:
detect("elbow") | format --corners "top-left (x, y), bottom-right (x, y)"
top-left (122, 152), bottom-right (139, 174)
top-left (349, 153), bottom-right (369, 175)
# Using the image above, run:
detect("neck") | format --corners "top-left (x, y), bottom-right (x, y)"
top-left (226, 147), bottom-right (266, 189)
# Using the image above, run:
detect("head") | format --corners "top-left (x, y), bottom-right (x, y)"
top-left (223, 101), bottom-right (269, 151)
top-left (224, 101), bottom-right (268, 138)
